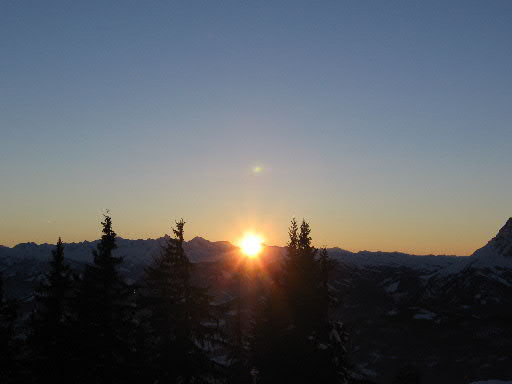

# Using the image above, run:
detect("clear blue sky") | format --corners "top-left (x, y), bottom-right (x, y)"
top-left (1, 1), bottom-right (511, 255)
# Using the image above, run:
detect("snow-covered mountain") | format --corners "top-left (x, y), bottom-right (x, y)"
top-left (468, 217), bottom-right (512, 268)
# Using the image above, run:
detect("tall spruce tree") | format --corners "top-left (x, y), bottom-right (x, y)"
top-left (75, 212), bottom-right (135, 384)
top-left (251, 218), bottom-right (348, 384)
top-left (29, 237), bottom-right (75, 383)
top-left (142, 219), bottom-right (221, 384)
top-left (0, 273), bottom-right (19, 383)
top-left (252, 218), bottom-right (300, 383)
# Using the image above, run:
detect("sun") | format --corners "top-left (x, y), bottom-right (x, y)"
top-left (239, 234), bottom-right (264, 258)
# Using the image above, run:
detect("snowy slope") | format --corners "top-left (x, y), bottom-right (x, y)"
top-left (468, 218), bottom-right (512, 269)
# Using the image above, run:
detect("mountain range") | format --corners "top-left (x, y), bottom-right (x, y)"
top-left (1, 219), bottom-right (512, 383)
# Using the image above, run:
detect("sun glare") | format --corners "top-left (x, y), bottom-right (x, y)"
top-left (240, 234), bottom-right (264, 257)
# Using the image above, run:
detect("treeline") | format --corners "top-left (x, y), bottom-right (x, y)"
top-left (0, 214), bottom-right (349, 384)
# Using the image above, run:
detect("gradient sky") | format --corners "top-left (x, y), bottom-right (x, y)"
top-left (1, 1), bottom-right (511, 255)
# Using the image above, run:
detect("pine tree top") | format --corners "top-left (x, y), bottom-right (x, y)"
top-left (92, 212), bottom-right (121, 268)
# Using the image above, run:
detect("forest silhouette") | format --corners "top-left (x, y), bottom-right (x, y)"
top-left (0, 213), bottom-right (351, 384)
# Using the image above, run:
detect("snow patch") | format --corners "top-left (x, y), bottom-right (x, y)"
top-left (413, 310), bottom-right (437, 320)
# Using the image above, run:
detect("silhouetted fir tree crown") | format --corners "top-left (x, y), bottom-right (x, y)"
top-left (34, 237), bottom-right (73, 311)
top-left (251, 218), bottom-right (348, 384)
top-left (298, 219), bottom-right (315, 254)
top-left (288, 217), bottom-right (299, 252)
top-left (93, 212), bottom-right (121, 267)
top-left (75, 212), bottom-right (135, 384)
top-left (141, 219), bottom-right (222, 384)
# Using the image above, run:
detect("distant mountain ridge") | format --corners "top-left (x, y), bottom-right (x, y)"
top-left (0, 236), bottom-right (235, 265)
top-left (2, 218), bottom-right (512, 272)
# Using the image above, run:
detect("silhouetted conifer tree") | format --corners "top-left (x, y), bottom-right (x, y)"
top-left (251, 218), bottom-right (348, 384)
top-left (141, 219), bottom-right (221, 384)
top-left (29, 237), bottom-right (75, 383)
top-left (0, 273), bottom-right (19, 383)
top-left (75, 212), bottom-right (135, 384)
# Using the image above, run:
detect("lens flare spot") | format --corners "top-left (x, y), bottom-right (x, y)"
top-left (252, 165), bottom-right (263, 174)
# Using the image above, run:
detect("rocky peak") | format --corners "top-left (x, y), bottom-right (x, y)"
top-left (490, 218), bottom-right (512, 257)
top-left (187, 236), bottom-right (210, 245)
top-left (469, 218), bottom-right (512, 267)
